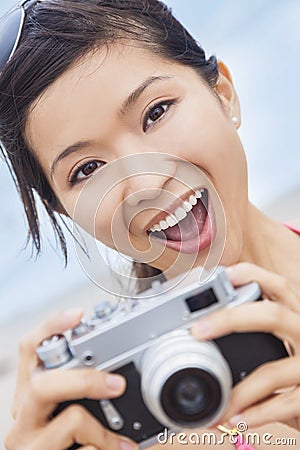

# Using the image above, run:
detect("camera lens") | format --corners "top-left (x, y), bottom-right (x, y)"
top-left (160, 368), bottom-right (221, 425)
top-left (141, 330), bottom-right (232, 429)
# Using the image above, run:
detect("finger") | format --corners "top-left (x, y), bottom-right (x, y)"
top-left (81, 447), bottom-right (100, 450)
top-left (17, 368), bottom-right (126, 429)
top-left (13, 308), bottom-right (83, 418)
top-left (19, 308), bottom-right (83, 360)
top-left (226, 262), bottom-right (300, 314)
top-left (4, 427), bottom-right (102, 450)
top-left (81, 447), bottom-right (99, 450)
top-left (34, 405), bottom-right (137, 450)
top-left (221, 356), bottom-right (300, 423)
top-left (227, 386), bottom-right (300, 429)
top-left (190, 300), bottom-right (300, 350)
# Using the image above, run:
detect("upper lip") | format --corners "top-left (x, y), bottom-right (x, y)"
top-left (144, 187), bottom-right (205, 234)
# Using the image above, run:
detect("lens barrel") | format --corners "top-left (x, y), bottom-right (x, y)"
top-left (140, 330), bottom-right (232, 429)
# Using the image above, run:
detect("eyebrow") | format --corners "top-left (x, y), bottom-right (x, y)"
top-left (50, 141), bottom-right (92, 178)
top-left (50, 75), bottom-right (172, 177)
top-left (119, 75), bottom-right (172, 116)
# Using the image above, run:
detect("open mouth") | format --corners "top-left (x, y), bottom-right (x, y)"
top-left (147, 188), bottom-right (214, 254)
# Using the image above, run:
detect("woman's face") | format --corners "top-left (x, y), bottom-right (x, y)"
top-left (26, 43), bottom-right (248, 277)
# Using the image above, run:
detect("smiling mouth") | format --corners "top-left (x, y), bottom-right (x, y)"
top-left (146, 188), bottom-right (214, 254)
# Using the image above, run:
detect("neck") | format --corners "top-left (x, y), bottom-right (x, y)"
top-left (239, 203), bottom-right (300, 291)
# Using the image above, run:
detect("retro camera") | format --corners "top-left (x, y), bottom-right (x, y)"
top-left (36, 267), bottom-right (288, 449)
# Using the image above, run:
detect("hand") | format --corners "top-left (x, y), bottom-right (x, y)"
top-left (190, 263), bottom-right (300, 429)
top-left (5, 309), bottom-right (137, 450)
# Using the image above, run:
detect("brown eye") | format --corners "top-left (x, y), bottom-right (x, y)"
top-left (149, 105), bottom-right (165, 122)
top-left (82, 161), bottom-right (98, 176)
top-left (69, 160), bottom-right (105, 185)
top-left (143, 100), bottom-right (175, 132)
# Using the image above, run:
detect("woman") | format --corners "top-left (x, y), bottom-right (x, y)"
top-left (1, 1), bottom-right (300, 449)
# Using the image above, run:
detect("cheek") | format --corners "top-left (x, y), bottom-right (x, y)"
top-left (153, 94), bottom-right (247, 182)
top-left (188, 104), bottom-right (245, 174)
top-left (62, 185), bottom-right (146, 255)
top-left (59, 185), bottom-right (119, 247)
top-left (167, 99), bottom-right (248, 243)
top-left (162, 101), bottom-right (248, 202)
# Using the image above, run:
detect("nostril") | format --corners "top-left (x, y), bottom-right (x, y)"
top-left (125, 187), bottom-right (162, 207)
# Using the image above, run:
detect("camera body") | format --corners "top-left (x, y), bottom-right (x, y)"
top-left (37, 267), bottom-right (288, 449)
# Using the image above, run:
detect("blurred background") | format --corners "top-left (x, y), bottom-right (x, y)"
top-left (0, 0), bottom-right (300, 446)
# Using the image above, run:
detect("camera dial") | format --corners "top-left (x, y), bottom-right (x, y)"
top-left (36, 334), bottom-right (72, 369)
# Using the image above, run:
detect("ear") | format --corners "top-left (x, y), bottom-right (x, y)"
top-left (215, 60), bottom-right (241, 128)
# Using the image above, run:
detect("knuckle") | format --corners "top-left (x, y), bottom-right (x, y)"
top-left (275, 274), bottom-right (290, 295)
top-left (80, 369), bottom-right (99, 395)
top-left (264, 301), bottom-right (283, 328)
top-left (288, 386), bottom-right (300, 409)
top-left (64, 404), bottom-right (87, 428)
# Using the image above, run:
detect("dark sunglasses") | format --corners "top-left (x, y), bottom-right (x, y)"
top-left (0, 0), bottom-right (40, 73)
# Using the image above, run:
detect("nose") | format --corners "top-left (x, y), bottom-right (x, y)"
top-left (121, 154), bottom-right (176, 207)
top-left (125, 174), bottom-right (169, 206)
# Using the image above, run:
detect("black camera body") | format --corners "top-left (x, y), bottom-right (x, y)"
top-left (37, 267), bottom-right (288, 449)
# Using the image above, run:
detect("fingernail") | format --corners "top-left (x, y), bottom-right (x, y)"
top-left (106, 374), bottom-right (125, 392)
top-left (120, 439), bottom-right (136, 450)
top-left (191, 319), bottom-right (214, 338)
top-left (229, 415), bottom-right (243, 427)
top-left (61, 308), bottom-right (83, 324)
top-left (225, 265), bottom-right (237, 276)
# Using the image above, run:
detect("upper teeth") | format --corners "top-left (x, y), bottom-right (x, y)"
top-left (149, 189), bottom-right (205, 233)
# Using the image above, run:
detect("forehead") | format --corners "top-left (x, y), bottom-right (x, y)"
top-left (26, 44), bottom-right (176, 149)
top-left (25, 42), bottom-right (207, 180)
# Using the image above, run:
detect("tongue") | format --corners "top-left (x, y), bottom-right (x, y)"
top-left (160, 200), bottom-right (207, 241)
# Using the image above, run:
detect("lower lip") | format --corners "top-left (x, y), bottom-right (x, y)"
top-left (150, 193), bottom-right (215, 254)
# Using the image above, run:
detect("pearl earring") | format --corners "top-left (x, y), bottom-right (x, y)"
top-left (232, 116), bottom-right (239, 125)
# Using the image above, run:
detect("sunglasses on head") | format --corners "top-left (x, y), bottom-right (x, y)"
top-left (0, 0), bottom-right (40, 73)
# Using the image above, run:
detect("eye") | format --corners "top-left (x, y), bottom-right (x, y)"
top-left (143, 99), bottom-right (177, 132)
top-left (69, 160), bottom-right (105, 185)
